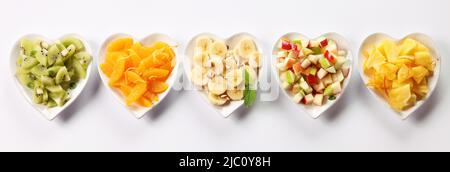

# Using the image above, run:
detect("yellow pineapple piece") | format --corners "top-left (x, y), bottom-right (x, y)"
top-left (411, 66), bottom-right (429, 84)
top-left (398, 38), bottom-right (417, 56)
top-left (388, 84), bottom-right (411, 111)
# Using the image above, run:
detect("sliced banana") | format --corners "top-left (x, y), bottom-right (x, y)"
top-left (248, 52), bottom-right (262, 69)
top-left (193, 50), bottom-right (210, 67)
top-left (210, 55), bottom-right (224, 76)
top-left (224, 57), bottom-right (238, 70)
top-left (226, 68), bottom-right (244, 88)
top-left (237, 37), bottom-right (257, 58)
top-left (208, 92), bottom-right (228, 105)
top-left (195, 36), bottom-right (213, 51)
top-left (208, 76), bottom-right (227, 95)
top-left (227, 89), bottom-right (244, 101)
top-left (209, 40), bottom-right (228, 57)
top-left (190, 66), bottom-right (209, 87)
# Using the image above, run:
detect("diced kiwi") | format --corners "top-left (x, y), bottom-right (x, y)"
top-left (20, 38), bottom-right (35, 56)
top-left (46, 85), bottom-right (64, 93)
top-left (47, 45), bottom-right (60, 66)
top-left (55, 67), bottom-right (70, 84)
top-left (30, 64), bottom-right (49, 76)
top-left (21, 57), bottom-right (39, 69)
top-left (72, 60), bottom-right (86, 79)
top-left (74, 52), bottom-right (92, 69)
top-left (61, 44), bottom-right (76, 59)
top-left (35, 50), bottom-right (47, 67)
top-left (17, 73), bottom-right (34, 88)
top-left (61, 37), bottom-right (84, 51)
top-left (47, 66), bottom-right (62, 77)
top-left (40, 76), bottom-right (55, 86)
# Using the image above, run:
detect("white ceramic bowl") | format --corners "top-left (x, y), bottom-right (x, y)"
top-left (358, 33), bottom-right (441, 119)
top-left (10, 34), bottom-right (93, 120)
top-left (184, 33), bottom-right (264, 118)
top-left (272, 32), bottom-right (353, 119)
top-left (97, 33), bottom-right (180, 119)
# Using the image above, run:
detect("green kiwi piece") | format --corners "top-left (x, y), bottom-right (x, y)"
top-left (61, 37), bottom-right (84, 51)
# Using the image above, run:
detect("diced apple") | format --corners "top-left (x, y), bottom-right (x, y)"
top-left (313, 94), bottom-right (324, 106)
top-left (301, 59), bottom-right (311, 69)
top-left (279, 39), bottom-right (292, 50)
top-left (308, 54), bottom-right (322, 64)
top-left (278, 58), bottom-right (296, 71)
top-left (334, 56), bottom-right (347, 70)
top-left (317, 37), bottom-right (328, 48)
top-left (308, 40), bottom-right (320, 48)
top-left (291, 84), bottom-right (301, 94)
top-left (303, 94), bottom-right (314, 104)
top-left (277, 51), bottom-right (288, 58)
top-left (322, 74), bottom-right (333, 86)
top-left (299, 79), bottom-right (309, 90)
top-left (341, 66), bottom-right (350, 78)
top-left (309, 66), bottom-right (318, 76)
top-left (325, 39), bottom-right (337, 54)
top-left (303, 47), bottom-right (313, 57)
top-left (319, 57), bottom-right (331, 69)
top-left (312, 81), bottom-right (325, 93)
top-left (331, 71), bottom-right (345, 83)
top-left (281, 81), bottom-right (291, 90)
top-left (324, 82), bottom-right (342, 96)
top-left (317, 68), bottom-right (328, 79)
top-left (326, 66), bottom-right (336, 73)
top-left (292, 62), bottom-right (302, 75)
top-left (293, 92), bottom-right (305, 103)
top-left (284, 70), bottom-right (295, 84)
top-left (287, 51), bottom-right (297, 59)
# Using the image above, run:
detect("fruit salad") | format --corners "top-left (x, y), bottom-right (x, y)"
top-left (15, 36), bottom-right (92, 107)
top-left (100, 37), bottom-right (175, 107)
top-left (363, 38), bottom-right (435, 111)
top-left (275, 36), bottom-right (350, 106)
top-left (190, 35), bottom-right (261, 107)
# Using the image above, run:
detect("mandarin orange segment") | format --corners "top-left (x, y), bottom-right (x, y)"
top-left (107, 37), bottom-right (134, 52)
top-left (101, 37), bottom-right (175, 107)
top-left (108, 58), bottom-right (127, 87)
top-left (142, 68), bottom-right (170, 80)
top-left (126, 71), bottom-right (145, 84)
top-left (149, 81), bottom-right (169, 93)
top-left (137, 97), bottom-right (152, 107)
top-left (100, 63), bottom-right (114, 77)
top-left (125, 82), bottom-right (147, 106)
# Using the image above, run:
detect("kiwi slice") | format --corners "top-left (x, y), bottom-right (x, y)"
top-left (30, 64), bottom-right (49, 76)
top-left (74, 52), bottom-right (92, 69)
top-left (61, 37), bottom-right (84, 51)
top-left (47, 45), bottom-right (60, 66)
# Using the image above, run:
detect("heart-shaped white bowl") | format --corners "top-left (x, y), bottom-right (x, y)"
top-left (97, 33), bottom-right (180, 119)
top-left (272, 32), bottom-right (353, 119)
top-left (184, 32), bottom-right (264, 118)
top-left (9, 34), bottom-right (93, 121)
top-left (358, 33), bottom-right (441, 120)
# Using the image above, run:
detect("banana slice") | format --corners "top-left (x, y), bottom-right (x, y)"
top-left (226, 68), bottom-right (244, 88)
top-left (209, 40), bottom-right (228, 58)
top-left (210, 55), bottom-right (224, 76)
top-left (225, 57), bottom-right (238, 70)
top-left (237, 37), bottom-right (257, 58)
top-left (208, 92), bottom-right (228, 105)
top-left (196, 36), bottom-right (213, 51)
top-left (227, 89), bottom-right (244, 101)
top-left (193, 50), bottom-right (210, 67)
top-left (248, 52), bottom-right (262, 69)
top-left (208, 76), bottom-right (227, 95)
top-left (191, 66), bottom-right (209, 86)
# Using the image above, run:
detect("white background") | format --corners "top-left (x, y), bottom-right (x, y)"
top-left (0, 0), bottom-right (449, 152)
